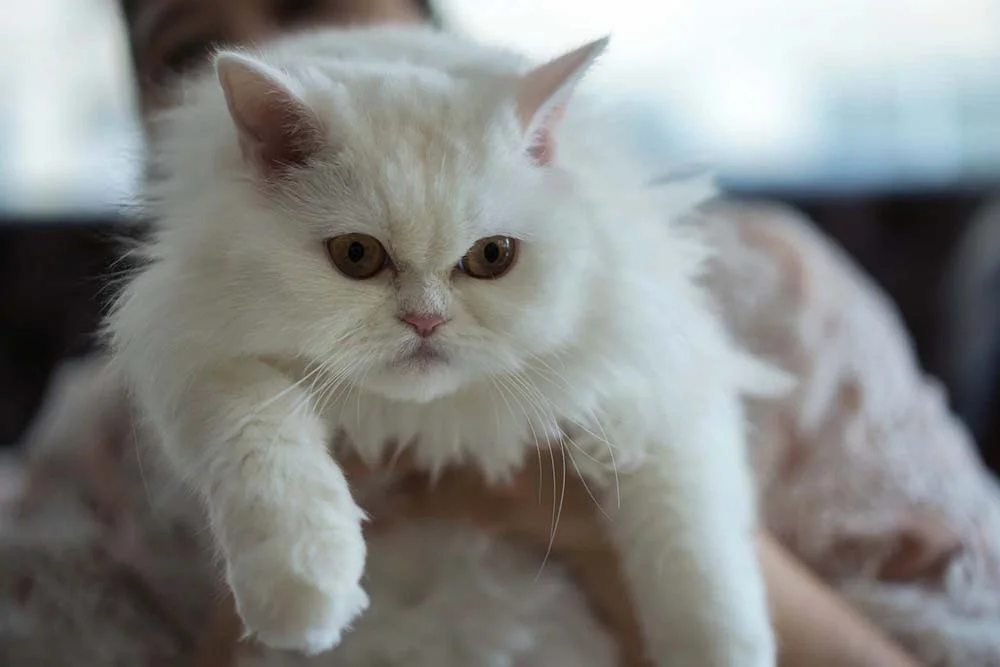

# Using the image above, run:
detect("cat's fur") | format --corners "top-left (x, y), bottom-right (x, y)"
top-left (108, 25), bottom-right (782, 666)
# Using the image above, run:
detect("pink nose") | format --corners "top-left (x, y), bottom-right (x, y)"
top-left (401, 313), bottom-right (446, 337)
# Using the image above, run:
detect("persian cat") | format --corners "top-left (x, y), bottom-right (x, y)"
top-left (108, 25), bottom-right (783, 666)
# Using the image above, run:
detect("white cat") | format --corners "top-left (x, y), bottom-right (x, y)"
top-left (109, 25), bottom-right (783, 666)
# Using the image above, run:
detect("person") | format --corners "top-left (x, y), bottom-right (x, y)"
top-left (4, 1), bottom-right (1000, 665)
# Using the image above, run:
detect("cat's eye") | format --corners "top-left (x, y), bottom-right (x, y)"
top-left (457, 236), bottom-right (518, 279)
top-left (326, 233), bottom-right (389, 280)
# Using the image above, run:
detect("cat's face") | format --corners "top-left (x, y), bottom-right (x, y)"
top-left (274, 106), bottom-right (594, 403)
top-left (164, 37), bottom-right (608, 404)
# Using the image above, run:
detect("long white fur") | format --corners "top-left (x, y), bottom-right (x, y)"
top-left (109, 25), bottom-right (780, 666)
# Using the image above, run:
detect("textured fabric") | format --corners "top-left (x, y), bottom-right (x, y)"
top-left (703, 199), bottom-right (1000, 665)
top-left (1, 200), bottom-right (999, 665)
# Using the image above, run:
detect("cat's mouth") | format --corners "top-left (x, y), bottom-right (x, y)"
top-left (393, 343), bottom-right (448, 369)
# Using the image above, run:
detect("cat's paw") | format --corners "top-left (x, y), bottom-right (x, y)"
top-left (227, 530), bottom-right (369, 655)
top-left (654, 622), bottom-right (776, 667)
top-left (704, 628), bottom-right (776, 667)
top-left (726, 639), bottom-right (777, 667)
top-left (721, 606), bottom-right (777, 667)
top-left (665, 642), bottom-right (775, 667)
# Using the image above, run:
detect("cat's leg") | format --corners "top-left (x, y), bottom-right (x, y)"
top-left (594, 394), bottom-right (775, 667)
top-left (150, 359), bottom-right (368, 655)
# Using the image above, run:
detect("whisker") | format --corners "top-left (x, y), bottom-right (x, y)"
top-left (507, 353), bottom-right (622, 517)
top-left (525, 353), bottom-right (575, 395)
top-left (493, 375), bottom-right (544, 503)
top-left (258, 360), bottom-right (326, 412)
top-left (523, 358), bottom-right (622, 510)
top-left (130, 410), bottom-right (153, 510)
top-left (536, 441), bottom-right (567, 580)
top-left (566, 408), bottom-right (621, 510)
top-left (269, 348), bottom-right (359, 443)
top-left (501, 372), bottom-right (562, 561)
top-left (563, 434), bottom-right (609, 519)
top-left (509, 375), bottom-right (556, 515)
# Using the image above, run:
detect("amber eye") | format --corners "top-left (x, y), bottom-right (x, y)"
top-left (457, 236), bottom-right (518, 279)
top-left (326, 233), bottom-right (389, 280)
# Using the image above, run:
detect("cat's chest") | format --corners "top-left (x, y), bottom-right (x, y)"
top-left (321, 386), bottom-right (568, 480)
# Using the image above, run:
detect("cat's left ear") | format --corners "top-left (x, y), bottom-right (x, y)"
top-left (216, 52), bottom-right (324, 175)
top-left (516, 36), bottom-right (609, 166)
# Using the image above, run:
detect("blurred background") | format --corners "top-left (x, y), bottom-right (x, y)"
top-left (1, 0), bottom-right (999, 470)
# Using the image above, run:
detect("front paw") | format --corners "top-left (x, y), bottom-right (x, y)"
top-left (665, 641), bottom-right (775, 667)
top-left (228, 531), bottom-right (369, 655)
top-left (701, 628), bottom-right (776, 667)
top-left (724, 634), bottom-right (776, 667)
top-left (656, 621), bottom-right (775, 667)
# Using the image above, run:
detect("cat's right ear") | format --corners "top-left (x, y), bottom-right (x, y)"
top-left (215, 52), bottom-right (324, 175)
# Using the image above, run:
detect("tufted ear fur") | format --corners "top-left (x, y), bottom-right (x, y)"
top-left (216, 52), bottom-right (324, 174)
top-left (516, 37), bottom-right (609, 165)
